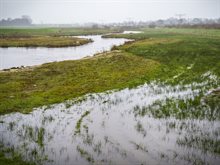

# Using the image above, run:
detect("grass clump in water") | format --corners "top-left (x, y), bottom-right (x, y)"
top-left (0, 145), bottom-right (35, 165)
top-left (74, 111), bottom-right (90, 135)
top-left (37, 127), bottom-right (45, 148)
top-left (76, 146), bottom-right (94, 163)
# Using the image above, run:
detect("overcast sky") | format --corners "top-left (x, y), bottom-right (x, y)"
top-left (0, 0), bottom-right (219, 24)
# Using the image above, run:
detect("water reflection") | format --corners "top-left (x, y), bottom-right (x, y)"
top-left (0, 35), bottom-right (130, 70)
top-left (0, 73), bottom-right (219, 165)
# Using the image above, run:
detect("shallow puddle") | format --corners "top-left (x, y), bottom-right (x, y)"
top-left (0, 73), bottom-right (219, 165)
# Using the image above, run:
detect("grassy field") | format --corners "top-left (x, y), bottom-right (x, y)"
top-left (0, 36), bottom-right (92, 47)
top-left (103, 27), bottom-right (220, 39)
top-left (0, 28), bottom-right (219, 114)
top-left (0, 27), bottom-right (122, 38)
top-left (0, 51), bottom-right (159, 114)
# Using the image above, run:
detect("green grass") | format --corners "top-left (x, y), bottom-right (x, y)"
top-left (77, 146), bottom-right (94, 163)
top-left (111, 32), bottom-right (220, 85)
top-left (0, 27), bottom-right (122, 38)
top-left (0, 36), bottom-right (91, 47)
top-left (0, 28), bottom-right (220, 165)
top-left (0, 151), bottom-right (35, 165)
top-left (0, 28), bottom-right (220, 114)
top-left (0, 51), bottom-right (159, 114)
top-left (75, 111), bottom-right (90, 135)
top-left (103, 27), bottom-right (220, 39)
top-left (37, 127), bottom-right (45, 148)
top-left (0, 27), bottom-right (120, 47)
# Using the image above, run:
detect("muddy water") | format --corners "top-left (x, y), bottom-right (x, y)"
top-left (0, 35), bottom-right (130, 70)
top-left (0, 72), bottom-right (219, 165)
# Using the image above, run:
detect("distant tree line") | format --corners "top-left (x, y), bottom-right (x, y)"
top-left (1, 16), bottom-right (219, 29)
top-left (0, 15), bottom-right (32, 26)
top-left (105, 18), bottom-right (220, 29)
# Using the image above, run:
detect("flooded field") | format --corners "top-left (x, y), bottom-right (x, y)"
top-left (0, 72), bottom-right (219, 165)
top-left (0, 35), bottom-right (130, 70)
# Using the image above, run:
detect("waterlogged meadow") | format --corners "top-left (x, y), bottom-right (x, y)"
top-left (0, 28), bottom-right (220, 165)
top-left (0, 71), bottom-right (219, 165)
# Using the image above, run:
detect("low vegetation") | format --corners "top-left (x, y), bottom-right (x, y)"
top-left (0, 51), bottom-right (159, 114)
top-left (0, 27), bottom-right (121, 47)
top-left (0, 150), bottom-right (35, 165)
top-left (0, 28), bottom-right (219, 114)
top-left (0, 27), bottom-right (122, 38)
top-left (103, 27), bottom-right (220, 39)
top-left (75, 111), bottom-right (90, 135)
top-left (0, 36), bottom-right (92, 47)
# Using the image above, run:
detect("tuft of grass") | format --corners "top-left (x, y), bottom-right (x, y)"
top-left (74, 111), bottom-right (90, 135)
top-left (0, 153), bottom-right (35, 165)
top-left (37, 127), bottom-right (45, 148)
top-left (0, 148), bottom-right (35, 165)
top-left (76, 146), bottom-right (94, 163)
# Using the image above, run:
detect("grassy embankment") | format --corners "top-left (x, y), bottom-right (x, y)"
top-left (0, 28), bottom-right (220, 114)
top-left (0, 27), bottom-right (122, 47)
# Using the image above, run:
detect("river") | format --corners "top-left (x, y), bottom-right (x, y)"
top-left (0, 35), bottom-right (130, 70)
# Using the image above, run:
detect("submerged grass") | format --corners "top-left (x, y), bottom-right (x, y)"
top-left (0, 146), bottom-right (35, 165)
top-left (75, 111), bottom-right (90, 135)
top-left (0, 152), bottom-right (35, 165)
top-left (37, 127), bottom-right (45, 148)
top-left (76, 146), bottom-right (94, 163)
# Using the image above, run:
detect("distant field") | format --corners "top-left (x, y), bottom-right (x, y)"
top-left (103, 27), bottom-right (220, 39)
top-left (0, 27), bottom-right (121, 47)
top-left (0, 27), bottom-right (122, 38)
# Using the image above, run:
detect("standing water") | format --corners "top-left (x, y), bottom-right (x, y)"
top-left (0, 72), bottom-right (219, 165)
top-left (0, 35), bottom-right (130, 70)
top-left (123, 31), bottom-right (143, 34)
